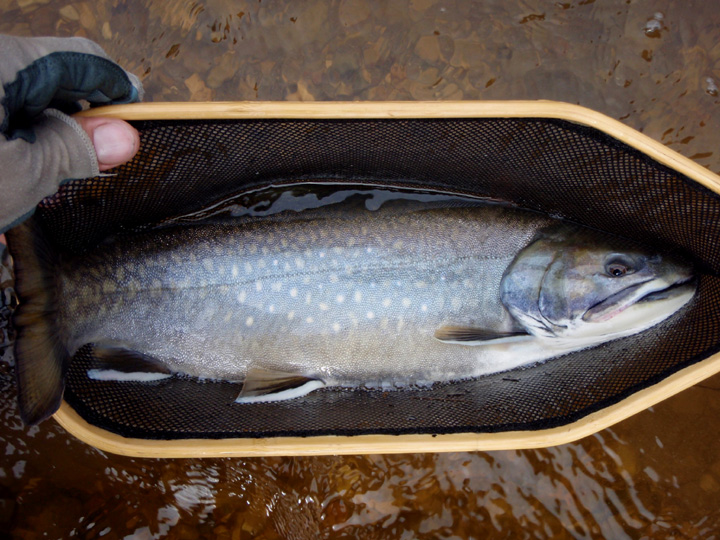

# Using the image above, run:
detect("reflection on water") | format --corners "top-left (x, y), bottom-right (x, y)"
top-left (2, 0), bottom-right (720, 537)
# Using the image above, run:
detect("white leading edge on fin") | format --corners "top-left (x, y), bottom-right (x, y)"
top-left (235, 379), bottom-right (326, 403)
top-left (87, 369), bottom-right (173, 382)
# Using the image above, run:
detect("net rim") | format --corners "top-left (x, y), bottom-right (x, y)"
top-left (53, 348), bottom-right (720, 458)
top-left (46, 100), bottom-right (720, 456)
top-left (76, 100), bottom-right (720, 195)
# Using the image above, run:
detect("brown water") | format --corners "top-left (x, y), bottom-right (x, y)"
top-left (2, 0), bottom-right (720, 537)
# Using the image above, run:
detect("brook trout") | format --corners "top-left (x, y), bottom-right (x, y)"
top-left (7, 195), bottom-right (695, 424)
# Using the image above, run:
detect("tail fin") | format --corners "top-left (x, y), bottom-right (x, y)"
top-left (5, 218), bottom-right (69, 425)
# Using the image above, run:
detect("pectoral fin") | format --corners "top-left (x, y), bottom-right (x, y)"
top-left (434, 325), bottom-right (532, 345)
top-left (87, 345), bottom-right (174, 382)
top-left (236, 368), bottom-right (325, 403)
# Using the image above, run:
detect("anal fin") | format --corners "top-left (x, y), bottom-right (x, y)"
top-left (236, 367), bottom-right (325, 403)
top-left (87, 345), bottom-right (174, 382)
top-left (434, 325), bottom-right (532, 345)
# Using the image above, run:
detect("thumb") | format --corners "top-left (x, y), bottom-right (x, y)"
top-left (74, 116), bottom-right (139, 171)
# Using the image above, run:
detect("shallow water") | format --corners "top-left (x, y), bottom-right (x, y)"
top-left (2, 0), bottom-right (720, 537)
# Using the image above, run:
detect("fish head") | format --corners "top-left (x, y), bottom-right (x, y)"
top-left (500, 225), bottom-right (696, 344)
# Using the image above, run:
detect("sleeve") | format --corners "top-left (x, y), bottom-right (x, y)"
top-left (0, 35), bottom-right (143, 233)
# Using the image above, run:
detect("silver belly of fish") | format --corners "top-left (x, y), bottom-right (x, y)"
top-left (7, 195), bottom-right (695, 423)
top-left (54, 202), bottom-right (694, 402)
top-left (62, 205), bottom-right (546, 387)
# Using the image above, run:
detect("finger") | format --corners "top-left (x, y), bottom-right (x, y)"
top-left (74, 116), bottom-right (139, 171)
top-left (1, 111), bottom-right (98, 232)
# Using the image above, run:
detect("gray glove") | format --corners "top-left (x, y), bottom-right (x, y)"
top-left (0, 35), bottom-right (143, 233)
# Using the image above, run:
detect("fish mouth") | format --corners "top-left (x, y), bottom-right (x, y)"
top-left (583, 277), bottom-right (696, 323)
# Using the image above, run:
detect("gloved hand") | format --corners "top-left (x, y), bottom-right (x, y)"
top-left (0, 34), bottom-right (143, 235)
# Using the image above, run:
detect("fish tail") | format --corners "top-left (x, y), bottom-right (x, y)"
top-left (5, 218), bottom-right (69, 425)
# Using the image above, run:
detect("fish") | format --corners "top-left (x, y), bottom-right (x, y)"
top-left (5, 194), bottom-right (696, 425)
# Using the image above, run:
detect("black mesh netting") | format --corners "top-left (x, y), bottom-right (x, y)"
top-left (22, 116), bottom-right (720, 440)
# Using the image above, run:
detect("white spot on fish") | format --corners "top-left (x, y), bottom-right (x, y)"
top-left (382, 298), bottom-right (391, 307)
top-left (295, 257), bottom-right (305, 270)
top-left (102, 281), bottom-right (116, 294)
top-left (367, 311), bottom-right (375, 319)
top-left (245, 317), bottom-right (254, 327)
top-left (306, 316), bottom-right (314, 324)
top-left (224, 312), bottom-right (233, 322)
top-left (319, 251), bottom-right (326, 258)
top-left (271, 282), bottom-right (282, 292)
top-left (319, 303), bottom-right (329, 311)
top-left (329, 274), bottom-right (339, 283)
top-left (416, 281), bottom-right (427, 289)
top-left (244, 262), bottom-right (253, 274)
top-left (451, 297), bottom-right (462, 309)
top-left (402, 298), bottom-right (411, 307)
top-left (305, 293), bottom-right (312, 305)
top-left (303, 276), bottom-right (311, 284)
top-left (421, 304), bottom-right (428, 312)
top-left (336, 294), bottom-right (345, 303)
top-left (237, 290), bottom-right (247, 303)
top-left (354, 291), bottom-right (362, 302)
top-left (366, 247), bottom-right (373, 254)
top-left (255, 281), bottom-right (263, 292)
top-left (248, 244), bottom-right (258, 254)
top-left (231, 265), bottom-right (239, 278)
top-left (288, 311), bottom-right (295, 320)
top-left (290, 288), bottom-right (298, 298)
top-left (202, 258), bottom-right (213, 272)
top-left (393, 240), bottom-right (403, 249)
top-left (332, 322), bottom-right (341, 332)
top-left (273, 259), bottom-right (278, 266)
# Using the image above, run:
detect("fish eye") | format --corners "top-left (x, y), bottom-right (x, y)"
top-left (605, 257), bottom-right (635, 278)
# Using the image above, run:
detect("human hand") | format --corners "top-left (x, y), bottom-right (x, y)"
top-left (0, 34), bottom-right (143, 234)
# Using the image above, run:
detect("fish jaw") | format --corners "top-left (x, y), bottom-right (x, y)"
top-left (501, 280), bottom-right (695, 355)
top-left (582, 277), bottom-right (694, 324)
top-left (573, 278), bottom-right (696, 339)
